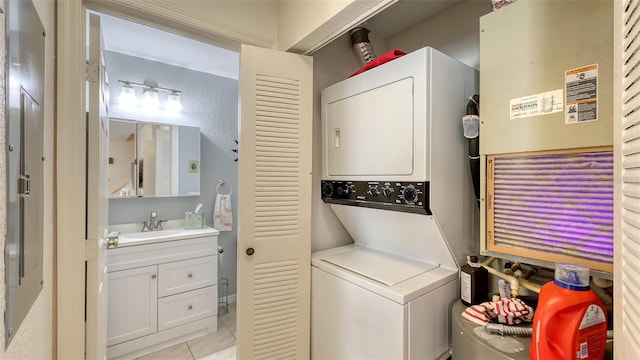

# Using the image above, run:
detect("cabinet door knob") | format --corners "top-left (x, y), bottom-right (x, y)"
top-left (246, 247), bottom-right (255, 256)
top-left (151, 274), bottom-right (157, 279)
top-left (188, 273), bottom-right (193, 278)
top-left (188, 305), bottom-right (193, 310)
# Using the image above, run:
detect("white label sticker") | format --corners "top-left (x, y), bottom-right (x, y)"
top-left (580, 341), bottom-right (589, 359)
top-left (579, 304), bottom-right (606, 329)
top-left (509, 89), bottom-right (564, 120)
top-left (461, 271), bottom-right (471, 303)
top-left (565, 64), bottom-right (598, 124)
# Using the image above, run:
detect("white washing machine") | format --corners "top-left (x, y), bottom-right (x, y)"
top-left (312, 244), bottom-right (457, 360)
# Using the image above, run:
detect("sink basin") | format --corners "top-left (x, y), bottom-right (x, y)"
top-left (109, 220), bottom-right (219, 248)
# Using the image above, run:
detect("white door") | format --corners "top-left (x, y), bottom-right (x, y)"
top-left (237, 44), bottom-right (313, 359)
top-left (86, 13), bottom-right (111, 360)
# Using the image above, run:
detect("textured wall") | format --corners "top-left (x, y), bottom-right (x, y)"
top-left (0, 0), bottom-right (55, 358)
top-left (105, 51), bottom-right (240, 298)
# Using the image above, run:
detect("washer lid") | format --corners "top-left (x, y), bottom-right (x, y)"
top-left (319, 246), bottom-right (438, 286)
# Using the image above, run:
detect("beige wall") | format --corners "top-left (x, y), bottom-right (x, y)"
top-left (277, 0), bottom-right (392, 53)
top-left (386, 1), bottom-right (490, 69)
top-left (310, 32), bottom-right (359, 252)
top-left (89, 0), bottom-right (395, 54)
top-left (0, 0), bottom-right (55, 358)
top-left (278, 0), bottom-right (354, 51)
top-left (86, 0), bottom-right (279, 50)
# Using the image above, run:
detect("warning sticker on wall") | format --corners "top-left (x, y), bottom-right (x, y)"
top-left (565, 64), bottom-right (598, 124)
top-left (509, 89), bottom-right (564, 120)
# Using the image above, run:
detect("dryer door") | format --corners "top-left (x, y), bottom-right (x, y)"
top-left (325, 77), bottom-right (414, 176)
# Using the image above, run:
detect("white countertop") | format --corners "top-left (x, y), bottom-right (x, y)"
top-left (109, 219), bottom-right (219, 248)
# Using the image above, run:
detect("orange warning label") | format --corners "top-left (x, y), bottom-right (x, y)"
top-left (566, 64), bottom-right (598, 76)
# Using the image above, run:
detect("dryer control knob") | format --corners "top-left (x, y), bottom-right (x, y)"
top-left (382, 186), bottom-right (394, 198)
top-left (322, 182), bottom-right (334, 197)
top-left (403, 185), bottom-right (418, 204)
top-left (368, 186), bottom-right (380, 196)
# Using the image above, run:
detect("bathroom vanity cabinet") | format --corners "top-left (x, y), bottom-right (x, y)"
top-left (106, 231), bottom-right (218, 360)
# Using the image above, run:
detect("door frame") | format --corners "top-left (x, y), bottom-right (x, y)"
top-left (56, 2), bottom-right (88, 357)
top-left (56, 3), bottom-right (253, 358)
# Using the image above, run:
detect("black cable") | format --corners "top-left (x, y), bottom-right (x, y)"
top-left (466, 95), bottom-right (480, 206)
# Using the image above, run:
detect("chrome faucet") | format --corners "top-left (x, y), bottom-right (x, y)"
top-left (142, 211), bottom-right (165, 231)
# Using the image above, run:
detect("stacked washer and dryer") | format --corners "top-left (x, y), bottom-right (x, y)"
top-left (313, 47), bottom-right (478, 359)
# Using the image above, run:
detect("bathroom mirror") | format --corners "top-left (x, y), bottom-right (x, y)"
top-left (109, 119), bottom-right (201, 198)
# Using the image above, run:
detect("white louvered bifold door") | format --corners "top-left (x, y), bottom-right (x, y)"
top-left (237, 44), bottom-right (312, 360)
top-left (616, 0), bottom-right (640, 356)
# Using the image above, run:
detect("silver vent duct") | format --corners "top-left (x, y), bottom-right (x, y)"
top-left (350, 27), bottom-right (377, 65)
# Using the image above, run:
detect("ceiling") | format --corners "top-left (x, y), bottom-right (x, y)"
top-left (95, 0), bottom-right (462, 79)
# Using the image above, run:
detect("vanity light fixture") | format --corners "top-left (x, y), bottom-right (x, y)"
top-left (166, 91), bottom-right (183, 112)
top-left (142, 88), bottom-right (160, 109)
top-left (118, 83), bottom-right (137, 107)
top-left (117, 80), bottom-right (183, 112)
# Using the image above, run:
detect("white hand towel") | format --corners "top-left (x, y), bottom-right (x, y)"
top-left (213, 193), bottom-right (233, 231)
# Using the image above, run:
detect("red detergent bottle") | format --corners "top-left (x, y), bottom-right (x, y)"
top-left (530, 263), bottom-right (607, 360)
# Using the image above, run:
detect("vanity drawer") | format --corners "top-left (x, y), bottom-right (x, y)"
top-left (107, 235), bottom-right (217, 272)
top-left (158, 256), bottom-right (217, 297)
top-left (158, 285), bottom-right (217, 331)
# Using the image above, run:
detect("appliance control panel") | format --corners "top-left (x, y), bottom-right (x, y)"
top-left (320, 180), bottom-right (431, 215)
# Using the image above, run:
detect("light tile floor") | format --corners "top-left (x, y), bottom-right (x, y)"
top-left (138, 303), bottom-right (237, 360)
